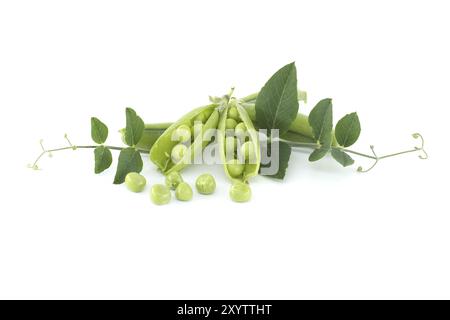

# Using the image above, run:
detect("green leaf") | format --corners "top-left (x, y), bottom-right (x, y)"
top-left (94, 146), bottom-right (112, 174)
top-left (308, 98), bottom-right (333, 161)
top-left (255, 62), bottom-right (299, 135)
top-left (260, 141), bottom-right (292, 180)
top-left (124, 108), bottom-right (145, 146)
top-left (113, 147), bottom-right (143, 184)
top-left (331, 149), bottom-right (355, 167)
top-left (309, 147), bottom-right (329, 162)
top-left (91, 117), bottom-right (108, 144)
top-left (335, 112), bottom-right (361, 147)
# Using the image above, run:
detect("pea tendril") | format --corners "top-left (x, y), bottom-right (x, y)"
top-left (28, 135), bottom-right (148, 171)
top-left (287, 132), bottom-right (427, 173)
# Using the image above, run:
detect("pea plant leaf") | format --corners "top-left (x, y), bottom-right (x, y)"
top-left (259, 140), bottom-right (292, 180)
top-left (335, 112), bottom-right (361, 147)
top-left (94, 145), bottom-right (113, 174)
top-left (113, 147), bottom-right (143, 184)
top-left (308, 98), bottom-right (333, 162)
top-left (124, 108), bottom-right (145, 147)
top-left (91, 117), bottom-right (109, 144)
top-left (331, 149), bottom-right (354, 167)
top-left (255, 62), bottom-right (299, 135)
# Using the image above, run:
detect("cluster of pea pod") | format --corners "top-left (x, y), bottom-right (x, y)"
top-left (121, 91), bottom-right (337, 203)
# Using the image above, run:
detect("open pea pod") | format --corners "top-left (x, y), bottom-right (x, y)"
top-left (218, 104), bottom-right (260, 182)
top-left (149, 104), bottom-right (219, 174)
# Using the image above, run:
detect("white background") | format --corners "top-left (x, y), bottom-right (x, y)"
top-left (0, 0), bottom-right (449, 299)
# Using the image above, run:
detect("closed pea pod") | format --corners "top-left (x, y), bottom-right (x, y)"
top-left (149, 104), bottom-right (220, 174)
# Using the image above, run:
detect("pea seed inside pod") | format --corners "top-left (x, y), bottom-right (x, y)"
top-left (150, 184), bottom-right (171, 205)
top-left (165, 171), bottom-right (183, 190)
top-left (173, 124), bottom-right (192, 143)
top-left (234, 122), bottom-right (246, 139)
top-left (225, 136), bottom-right (238, 159)
top-left (225, 118), bottom-right (238, 130)
top-left (175, 182), bottom-right (193, 201)
top-left (227, 106), bottom-right (240, 121)
top-left (125, 172), bottom-right (147, 193)
top-left (240, 141), bottom-right (257, 163)
top-left (171, 144), bottom-right (188, 164)
top-left (229, 181), bottom-right (252, 203)
top-left (192, 121), bottom-right (203, 138)
top-left (226, 159), bottom-right (245, 178)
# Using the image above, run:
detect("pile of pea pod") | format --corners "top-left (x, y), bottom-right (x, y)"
top-left (121, 91), bottom-right (333, 204)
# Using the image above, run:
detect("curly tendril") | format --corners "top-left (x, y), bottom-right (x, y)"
top-left (354, 133), bottom-right (427, 173)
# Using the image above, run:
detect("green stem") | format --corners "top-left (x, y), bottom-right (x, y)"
top-left (285, 140), bottom-right (427, 171)
top-left (240, 90), bottom-right (307, 103)
top-left (29, 144), bottom-right (148, 170)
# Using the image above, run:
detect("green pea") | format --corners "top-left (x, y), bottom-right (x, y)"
top-left (225, 118), bottom-right (237, 130)
top-left (225, 136), bottom-right (238, 158)
top-left (241, 141), bottom-right (257, 162)
top-left (165, 171), bottom-right (183, 190)
top-left (227, 159), bottom-right (245, 178)
top-left (192, 122), bottom-right (203, 138)
top-left (173, 124), bottom-right (191, 142)
top-left (195, 173), bottom-right (216, 195)
top-left (175, 182), bottom-right (193, 201)
top-left (228, 106), bottom-right (240, 121)
top-left (171, 143), bottom-right (188, 164)
top-left (229, 181), bottom-right (251, 203)
top-left (235, 122), bottom-right (246, 138)
top-left (150, 184), bottom-right (171, 205)
top-left (125, 172), bottom-right (146, 193)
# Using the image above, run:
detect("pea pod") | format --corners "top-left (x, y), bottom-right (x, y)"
top-left (149, 104), bottom-right (219, 174)
top-left (218, 103), bottom-right (260, 182)
top-left (120, 123), bottom-right (172, 151)
top-left (127, 102), bottom-right (337, 151)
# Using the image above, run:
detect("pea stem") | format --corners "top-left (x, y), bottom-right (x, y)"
top-left (29, 142), bottom-right (148, 170)
top-left (240, 90), bottom-right (307, 104)
top-left (286, 132), bottom-right (428, 172)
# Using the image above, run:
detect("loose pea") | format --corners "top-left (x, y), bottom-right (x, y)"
top-left (171, 144), bottom-right (188, 164)
top-left (227, 159), bottom-right (245, 178)
top-left (175, 182), bottom-right (193, 201)
top-left (225, 118), bottom-right (237, 130)
top-left (241, 141), bottom-right (257, 162)
top-left (235, 122), bottom-right (246, 138)
top-left (195, 173), bottom-right (216, 195)
top-left (229, 181), bottom-right (252, 203)
top-left (150, 184), bottom-right (171, 205)
top-left (173, 124), bottom-right (191, 143)
top-left (165, 171), bottom-right (183, 190)
top-left (125, 172), bottom-right (146, 193)
top-left (228, 106), bottom-right (240, 121)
